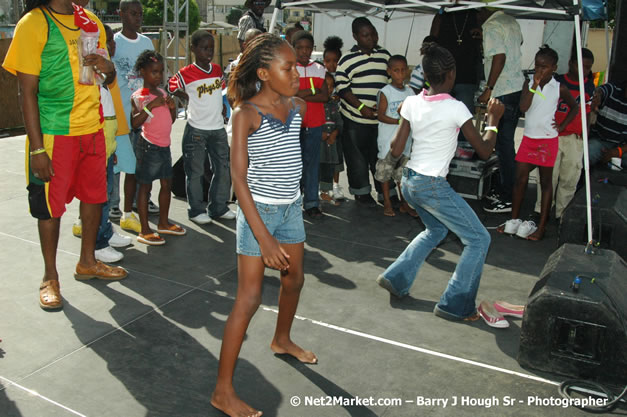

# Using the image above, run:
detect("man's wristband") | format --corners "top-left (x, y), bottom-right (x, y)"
top-left (484, 126), bottom-right (498, 134)
top-left (357, 103), bottom-right (365, 111)
top-left (30, 147), bottom-right (46, 156)
top-left (143, 106), bottom-right (154, 118)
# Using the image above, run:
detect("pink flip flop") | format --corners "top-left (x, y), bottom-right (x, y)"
top-left (478, 301), bottom-right (509, 328)
top-left (493, 301), bottom-right (525, 318)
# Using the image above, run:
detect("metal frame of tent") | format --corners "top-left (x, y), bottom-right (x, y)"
top-left (271, 0), bottom-right (611, 247)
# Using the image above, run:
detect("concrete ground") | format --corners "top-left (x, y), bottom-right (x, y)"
top-left (0, 119), bottom-right (622, 417)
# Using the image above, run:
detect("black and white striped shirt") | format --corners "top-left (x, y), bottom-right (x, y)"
top-left (247, 103), bottom-right (303, 204)
top-left (592, 83), bottom-right (627, 145)
top-left (335, 45), bottom-right (390, 124)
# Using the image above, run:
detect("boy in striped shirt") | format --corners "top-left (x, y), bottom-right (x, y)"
top-left (335, 17), bottom-right (391, 207)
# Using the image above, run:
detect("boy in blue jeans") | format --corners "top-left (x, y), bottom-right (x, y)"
top-left (168, 31), bottom-right (233, 224)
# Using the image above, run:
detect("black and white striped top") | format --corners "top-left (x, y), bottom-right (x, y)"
top-left (247, 102), bottom-right (303, 204)
top-left (335, 45), bottom-right (390, 125)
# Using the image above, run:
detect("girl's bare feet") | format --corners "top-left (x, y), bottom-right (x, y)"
top-left (383, 204), bottom-right (395, 217)
top-left (270, 339), bottom-right (317, 364)
top-left (399, 202), bottom-right (418, 217)
top-left (526, 228), bottom-right (544, 241)
top-left (211, 388), bottom-right (262, 417)
top-left (496, 224), bottom-right (506, 234)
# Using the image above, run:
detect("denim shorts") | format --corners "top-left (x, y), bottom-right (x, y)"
top-left (236, 197), bottom-right (305, 256)
top-left (135, 136), bottom-right (173, 184)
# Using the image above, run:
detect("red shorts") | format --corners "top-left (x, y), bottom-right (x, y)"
top-left (26, 130), bottom-right (107, 219)
top-left (515, 136), bottom-right (559, 167)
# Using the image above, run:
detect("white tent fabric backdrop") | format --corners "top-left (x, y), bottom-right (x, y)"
top-left (273, 0), bottom-right (603, 244)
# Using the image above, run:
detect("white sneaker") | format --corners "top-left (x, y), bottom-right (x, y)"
top-left (219, 209), bottom-right (236, 220)
top-left (516, 220), bottom-right (538, 239)
top-left (95, 246), bottom-right (124, 263)
top-left (502, 219), bottom-right (522, 235)
top-left (190, 213), bottom-right (212, 225)
top-left (332, 184), bottom-right (346, 200)
top-left (109, 232), bottom-right (132, 248)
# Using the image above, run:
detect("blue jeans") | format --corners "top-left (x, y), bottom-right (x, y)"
top-left (236, 197), bottom-right (305, 256)
top-left (588, 136), bottom-right (626, 168)
top-left (182, 124), bottom-right (231, 218)
top-left (381, 170), bottom-right (491, 319)
top-left (494, 91), bottom-right (521, 202)
top-left (300, 126), bottom-right (322, 210)
top-left (96, 155), bottom-right (115, 250)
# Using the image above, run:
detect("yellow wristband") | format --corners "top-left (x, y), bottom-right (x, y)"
top-left (143, 106), bottom-right (154, 118)
top-left (309, 78), bottom-right (316, 95)
top-left (398, 118), bottom-right (402, 125)
top-left (358, 103), bottom-right (365, 111)
top-left (484, 126), bottom-right (498, 133)
top-left (29, 147), bottom-right (46, 156)
top-left (529, 88), bottom-right (545, 99)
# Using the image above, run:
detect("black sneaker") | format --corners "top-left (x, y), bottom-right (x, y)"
top-left (485, 190), bottom-right (501, 202)
top-left (305, 207), bottom-right (323, 218)
top-left (109, 206), bottom-right (122, 219)
top-left (355, 194), bottom-right (377, 207)
top-left (483, 198), bottom-right (512, 213)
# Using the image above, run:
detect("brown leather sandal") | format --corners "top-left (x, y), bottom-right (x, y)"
top-left (39, 280), bottom-right (63, 310)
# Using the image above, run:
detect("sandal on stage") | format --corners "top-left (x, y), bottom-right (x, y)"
top-left (156, 224), bottom-right (187, 236)
top-left (138, 233), bottom-right (166, 245)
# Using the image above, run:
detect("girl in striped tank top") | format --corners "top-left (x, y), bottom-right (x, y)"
top-left (212, 33), bottom-right (317, 417)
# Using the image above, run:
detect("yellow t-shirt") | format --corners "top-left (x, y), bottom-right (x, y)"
top-left (2, 7), bottom-right (107, 136)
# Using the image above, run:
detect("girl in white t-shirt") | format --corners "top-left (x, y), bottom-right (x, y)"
top-left (498, 46), bottom-right (577, 241)
top-left (376, 43), bottom-right (507, 328)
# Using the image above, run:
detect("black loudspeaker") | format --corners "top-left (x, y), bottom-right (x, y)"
top-left (518, 244), bottom-right (627, 385)
top-left (171, 155), bottom-right (213, 200)
top-left (558, 173), bottom-right (627, 261)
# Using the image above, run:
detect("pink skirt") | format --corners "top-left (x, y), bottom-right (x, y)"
top-left (515, 136), bottom-right (558, 167)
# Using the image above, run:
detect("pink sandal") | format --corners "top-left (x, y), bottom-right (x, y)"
top-left (493, 301), bottom-right (525, 318)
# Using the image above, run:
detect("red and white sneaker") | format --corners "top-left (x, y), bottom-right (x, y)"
top-left (478, 301), bottom-right (509, 328)
top-left (493, 301), bottom-right (525, 318)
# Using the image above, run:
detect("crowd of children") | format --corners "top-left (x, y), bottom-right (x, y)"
top-left (6, 1), bottom-right (625, 414)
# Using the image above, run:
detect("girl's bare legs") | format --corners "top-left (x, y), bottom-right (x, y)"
top-left (212, 255), bottom-right (265, 417)
top-left (157, 178), bottom-right (176, 230)
top-left (497, 162), bottom-right (532, 233)
top-left (137, 183), bottom-right (152, 235)
top-left (381, 181), bottom-right (395, 216)
top-left (270, 242), bottom-right (317, 364)
top-left (528, 165), bottom-right (553, 241)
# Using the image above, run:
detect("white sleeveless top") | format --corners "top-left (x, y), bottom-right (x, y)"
top-left (523, 77), bottom-right (560, 139)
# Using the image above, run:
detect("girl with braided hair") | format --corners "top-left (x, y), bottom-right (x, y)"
top-left (212, 33), bottom-right (316, 417)
top-left (376, 43), bottom-right (508, 328)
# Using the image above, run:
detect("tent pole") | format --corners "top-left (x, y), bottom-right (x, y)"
top-left (269, 6), bottom-right (280, 34)
top-left (604, 20), bottom-right (611, 80)
top-left (573, 8), bottom-right (594, 245)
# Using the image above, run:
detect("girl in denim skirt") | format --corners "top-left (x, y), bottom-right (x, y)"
top-left (130, 50), bottom-right (186, 245)
top-left (376, 44), bottom-right (507, 328)
top-left (211, 33), bottom-right (317, 417)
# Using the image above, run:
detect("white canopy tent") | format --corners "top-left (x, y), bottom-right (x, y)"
top-left (272, 0), bottom-right (610, 247)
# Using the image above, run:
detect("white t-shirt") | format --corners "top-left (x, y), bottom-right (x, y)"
top-left (168, 63), bottom-right (225, 130)
top-left (523, 77), bottom-right (560, 139)
top-left (401, 91), bottom-right (472, 177)
top-left (99, 85), bottom-right (115, 117)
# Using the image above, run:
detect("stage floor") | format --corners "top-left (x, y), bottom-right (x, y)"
top-left (0, 120), bottom-right (619, 417)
